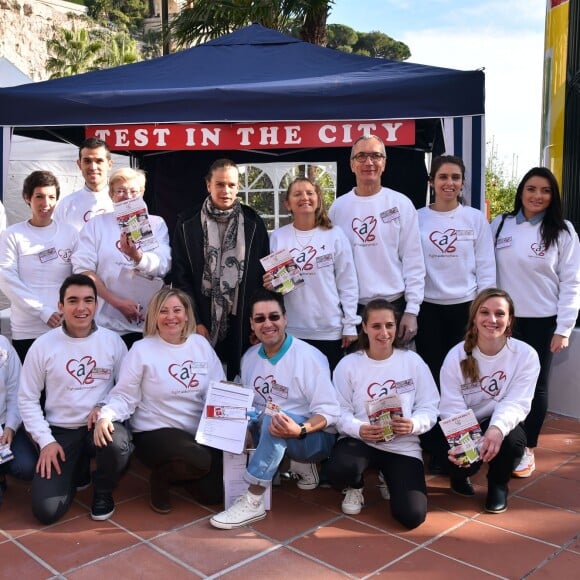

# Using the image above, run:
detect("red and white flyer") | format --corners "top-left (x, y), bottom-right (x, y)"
top-left (365, 393), bottom-right (403, 442)
top-left (439, 409), bottom-right (483, 465)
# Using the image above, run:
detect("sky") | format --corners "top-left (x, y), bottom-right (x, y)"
top-left (328, 0), bottom-right (546, 179)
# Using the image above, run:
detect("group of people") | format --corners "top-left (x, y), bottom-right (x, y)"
top-left (0, 134), bottom-right (578, 532)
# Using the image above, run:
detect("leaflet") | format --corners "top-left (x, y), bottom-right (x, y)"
top-left (365, 393), bottom-right (403, 442)
top-left (260, 248), bottom-right (304, 295)
top-left (439, 409), bottom-right (483, 465)
top-left (114, 196), bottom-right (158, 252)
top-left (195, 380), bottom-right (255, 454)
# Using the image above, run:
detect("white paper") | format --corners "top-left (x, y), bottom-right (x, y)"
top-left (195, 381), bottom-right (255, 454)
top-left (114, 197), bottom-right (159, 252)
top-left (223, 449), bottom-right (271, 510)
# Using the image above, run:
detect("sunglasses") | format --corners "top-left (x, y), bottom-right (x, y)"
top-left (252, 313), bottom-right (282, 323)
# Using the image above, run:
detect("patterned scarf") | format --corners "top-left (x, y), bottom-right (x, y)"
top-left (200, 197), bottom-right (246, 346)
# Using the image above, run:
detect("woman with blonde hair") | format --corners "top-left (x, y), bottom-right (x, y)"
top-left (438, 288), bottom-right (540, 513)
top-left (266, 177), bottom-right (359, 371)
top-left (94, 288), bottom-right (226, 514)
top-left (73, 167), bottom-right (171, 348)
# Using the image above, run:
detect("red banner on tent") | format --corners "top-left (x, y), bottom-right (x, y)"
top-left (86, 120), bottom-right (415, 151)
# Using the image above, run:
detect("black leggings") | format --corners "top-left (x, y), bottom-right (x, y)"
top-left (133, 427), bottom-right (223, 504)
top-left (326, 437), bottom-right (427, 529)
top-left (435, 417), bottom-right (526, 485)
top-left (513, 316), bottom-right (556, 448)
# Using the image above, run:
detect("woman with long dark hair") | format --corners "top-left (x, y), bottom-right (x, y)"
top-left (491, 168), bottom-right (580, 478)
top-left (325, 298), bottom-right (439, 529)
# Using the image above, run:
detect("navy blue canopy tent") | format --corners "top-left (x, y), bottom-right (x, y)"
top-left (0, 24), bottom-right (485, 217)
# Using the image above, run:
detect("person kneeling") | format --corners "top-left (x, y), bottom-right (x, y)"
top-left (325, 299), bottom-right (439, 530)
top-left (210, 289), bottom-right (340, 529)
top-left (438, 289), bottom-right (540, 514)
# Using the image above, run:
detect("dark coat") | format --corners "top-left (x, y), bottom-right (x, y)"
top-left (171, 203), bottom-right (270, 378)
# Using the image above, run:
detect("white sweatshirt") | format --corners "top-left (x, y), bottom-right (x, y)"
top-left (18, 326), bottom-right (127, 449)
top-left (329, 187), bottom-right (425, 314)
top-left (53, 185), bottom-right (114, 232)
top-left (333, 349), bottom-right (439, 461)
top-left (269, 225), bottom-right (360, 339)
top-left (72, 212), bottom-right (171, 334)
top-left (241, 336), bottom-right (340, 429)
top-left (439, 339), bottom-right (540, 437)
top-left (0, 220), bottom-right (78, 339)
top-left (491, 215), bottom-right (580, 336)
top-left (418, 204), bottom-right (496, 304)
top-left (0, 335), bottom-right (22, 432)
top-left (99, 334), bottom-right (225, 433)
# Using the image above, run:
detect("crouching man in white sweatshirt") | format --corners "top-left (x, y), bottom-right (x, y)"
top-left (210, 289), bottom-right (340, 529)
top-left (18, 274), bottom-right (131, 524)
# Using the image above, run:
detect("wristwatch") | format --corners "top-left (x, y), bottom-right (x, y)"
top-left (298, 423), bottom-right (308, 439)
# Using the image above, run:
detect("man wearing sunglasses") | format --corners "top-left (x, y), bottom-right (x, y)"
top-left (329, 134), bottom-right (425, 344)
top-left (210, 288), bottom-right (340, 529)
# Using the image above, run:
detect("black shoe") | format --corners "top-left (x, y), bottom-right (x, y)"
top-left (91, 492), bottom-right (115, 521)
top-left (150, 472), bottom-right (172, 514)
top-left (485, 482), bottom-right (508, 514)
top-left (429, 456), bottom-right (450, 475)
top-left (450, 476), bottom-right (475, 497)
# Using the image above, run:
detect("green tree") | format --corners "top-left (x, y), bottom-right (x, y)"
top-left (170, 0), bottom-right (335, 48)
top-left (98, 31), bottom-right (141, 67)
top-left (486, 149), bottom-right (517, 220)
top-left (46, 27), bottom-right (103, 79)
top-left (326, 23), bottom-right (358, 52)
top-left (353, 31), bottom-right (410, 60)
top-left (86, 0), bottom-right (149, 33)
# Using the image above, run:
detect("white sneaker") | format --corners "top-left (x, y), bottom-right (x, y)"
top-left (512, 447), bottom-right (536, 478)
top-left (377, 472), bottom-right (390, 500)
top-left (289, 460), bottom-right (319, 490)
top-left (342, 487), bottom-right (364, 515)
top-left (210, 491), bottom-right (266, 529)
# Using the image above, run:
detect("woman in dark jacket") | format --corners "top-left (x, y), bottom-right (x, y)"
top-left (172, 159), bottom-right (269, 379)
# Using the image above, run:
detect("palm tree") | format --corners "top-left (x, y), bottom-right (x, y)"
top-left (98, 32), bottom-right (141, 67)
top-left (170, 0), bottom-right (334, 49)
top-left (46, 27), bottom-right (103, 79)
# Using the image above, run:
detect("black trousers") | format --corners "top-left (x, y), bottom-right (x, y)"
top-left (31, 422), bottom-right (132, 525)
top-left (326, 437), bottom-right (427, 530)
top-left (133, 427), bottom-right (223, 505)
top-left (303, 338), bottom-right (344, 373)
top-left (435, 417), bottom-right (526, 485)
top-left (513, 316), bottom-right (556, 448)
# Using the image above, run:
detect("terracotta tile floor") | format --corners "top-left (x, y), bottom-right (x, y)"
top-left (1, 413), bottom-right (578, 579)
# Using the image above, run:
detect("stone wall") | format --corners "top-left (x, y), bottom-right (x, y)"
top-left (0, 1), bottom-right (89, 81)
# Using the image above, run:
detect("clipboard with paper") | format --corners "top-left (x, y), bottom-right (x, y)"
top-left (196, 380), bottom-right (255, 454)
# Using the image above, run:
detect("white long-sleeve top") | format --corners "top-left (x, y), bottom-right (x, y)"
top-left (0, 200), bottom-right (6, 234)
top-left (0, 220), bottom-right (78, 339)
top-left (439, 339), bottom-right (540, 437)
top-left (242, 336), bottom-right (340, 429)
top-left (0, 335), bottom-right (22, 433)
top-left (72, 212), bottom-right (171, 334)
top-left (333, 349), bottom-right (439, 461)
top-left (491, 215), bottom-right (580, 336)
top-left (18, 326), bottom-right (127, 449)
top-left (329, 187), bottom-right (425, 314)
top-left (269, 225), bottom-right (360, 339)
top-left (418, 204), bottom-right (496, 304)
top-left (53, 185), bottom-right (114, 232)
top-left (98, 334), bottom-right (225, 433)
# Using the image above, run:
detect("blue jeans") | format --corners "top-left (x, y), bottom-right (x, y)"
top-left (0, 426), bottom-right (37, 481)
top-left (244, 412), bottom-right (336, 487)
